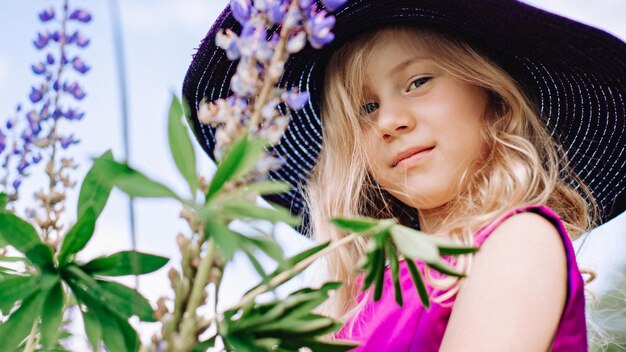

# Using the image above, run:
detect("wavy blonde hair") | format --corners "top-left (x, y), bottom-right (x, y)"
top-left (303, 26), bottom-right (597, 323)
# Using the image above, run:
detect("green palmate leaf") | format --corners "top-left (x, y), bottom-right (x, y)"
top-left (244, 236), bottom-right (284, 263)
top-left (25, 243), bottom-right (54, 270)
top-left (81, 250), bottom-right (169, 277)
top-left (96, 280), bottom-right (156, 322)
top-left (428, 236), bottom-right (479, 255)
top-left (373, 240), bottom-right (386, 301)
top-left (40, 282), bottom-right (64, 349)
top-left (221, 201), bottom-right (300, 226)
top-left (95, 304), bottom-right (140, 352)
top-left (0, 287), bottom-right (47, 351)
top-left (206, 134), bottom-right (268, 200)
top-left (389, 225), bottom-right (440, 262)
top-left (168, 94), bottom-right (198, 198)
top-left (0, 212), bottom-right (42, 254)
top-left (0, 275), bottom-right (40, 313)
top-left (0, 192), bottom-right (7, 210)
top-left (428, 258), bottom-right (465, 277)
top-left (206, 134), bottom-right (249, 200)
top-left (242, 180), bottom-right (291, 196)
top-left (386, 240), bottom-right (404, 306)
top-left (242, 242), bottom-right (331, 297)
top-left (204, 218), bottom-right (241, 260)
top-left (330, 216), bottom-right (379, 233)
top-left (63, 265), bottom-right (154, 322)
top-left (362, 240), bottom-right (383, 289)
top-left (81, 306), bottom-right (103, 351)
top-left (77, 151), bottom-right (115, 220)
top-left (58, 206), bottom-right (97, 265)
top-left (405, 259), bottom-right (430, 309)
top-left (97, 159), bottom-right (181, 200)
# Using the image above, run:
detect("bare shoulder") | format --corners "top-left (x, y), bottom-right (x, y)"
top-left (440, 212), bottom-right (568, 352)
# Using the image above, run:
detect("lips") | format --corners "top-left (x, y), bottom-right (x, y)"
top-left (392, 146), bottom-right (435, 167)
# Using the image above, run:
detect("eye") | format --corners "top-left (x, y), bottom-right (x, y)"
top-left (407, 77), bottom-right (431, 91)
top-left (360, 101), bottom-right (380, 115)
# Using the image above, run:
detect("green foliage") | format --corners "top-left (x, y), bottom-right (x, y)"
top-left (77, 151), bottom-right (115, 220)
top-left (80, 250), bottom-right (168, 277)
top-left (220, 282), bottom-right (357, 352)
top-left (206, 133), bottom-right (269, 201)
top-left (331, 217), bottom-right (478, 309)
top-left (0, 212), bottom-right (43, 254)
top-left (0, 192), bottom-right (7, 210)
top-left (0, 151), bottom-right (169, 351)
top-left (168, 94), bottom-right (198, 198)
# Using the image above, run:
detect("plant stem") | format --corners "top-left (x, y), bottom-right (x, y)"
top-left (23, 320), bottom-right (39, 352)
top-left (227, 232), bottom-right (359, 315)
top-left (176, 237), bottom-right (216, 351)
top-left (248, 0), bottom-right (300, 129)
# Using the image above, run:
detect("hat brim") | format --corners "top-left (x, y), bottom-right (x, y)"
top-left (183, 0), bottom-right (626, 227)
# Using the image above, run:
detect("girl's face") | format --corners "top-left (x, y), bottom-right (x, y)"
top-left (360, 30), bottom-right (489, 212)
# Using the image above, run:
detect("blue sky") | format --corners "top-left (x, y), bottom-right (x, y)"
top-left (1, 0), bottom-right (626, 346)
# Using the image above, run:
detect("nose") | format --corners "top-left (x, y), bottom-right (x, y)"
top-left (375, 98), bottom-right (416, 141)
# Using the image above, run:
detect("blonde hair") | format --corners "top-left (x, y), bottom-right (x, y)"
top-left (303, 26), bottom-right (597, 324)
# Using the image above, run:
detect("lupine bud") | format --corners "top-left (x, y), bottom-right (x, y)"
top-left (33, 31), bottom-right (49, 49)
top-left (69, 9), bottom-right (92, 23)
top-left (72, 57), bottom-right (90, 74)
top-left (31, 62), bottom-right (46, 75)
top-left (322, 0), bottom-right (348, 11)
top-left (29, 87), bottom-right (44, 103)
top-left (230, 0), bottom-right (252, 24)
top-left (38, 7), bottom-right (55, 22)
top-left (287, 31), bottom-right (307, 53)
top-left (46, 53), bottom-right (55, 65)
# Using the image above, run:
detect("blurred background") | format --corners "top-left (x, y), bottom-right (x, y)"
top-left (1, 0), bottom-right (625, 348)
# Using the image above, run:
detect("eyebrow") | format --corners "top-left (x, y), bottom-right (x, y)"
top-left (388, 56), bottom-right (430, 77)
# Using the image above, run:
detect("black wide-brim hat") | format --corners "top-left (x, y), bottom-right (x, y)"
top-left (183, 0), bottom-right (626, 228)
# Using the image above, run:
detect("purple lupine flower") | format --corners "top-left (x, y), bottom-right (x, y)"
top-left (286, 31), bottom-right (306, 53)
top-left (26, 111), bottom-right (41, 135)
top-left (53, 80), bottom-right (61, 91)
top-left (321, 0), bottom-right (348, 11)
top-left (50, 30), bottom-right (61, 42)
top-left (31, 153), bottom-right (42, 164)
top-left (299, 0), bottom-right (315, 9)
top-left (40, 101), bottom-right (50, 120)
top-left (64, 108), bottom-right (85, 120)
top-left (60, 53), bottom-right (68, 66)
top-left (72, 57), bottom-right (90, 74)
top-left (0, 130), bottom-right (6, 154)
top-left (21, 131), bottom-right (35, 145)
top-left (33, 31), bottom-right (49, 49)
top-left (52, 109), bottom-right (64, 120)
top-left (75, 33), bottom-right (90, 48)
top-left (66, 82), bottom-right (86, 100)
top-left (282, 89), bottom-right (309, 110)
top-left (31, 62), bottom-right (46, 75)
top-left (216, 29), bottom-right (241, 60)
top-left (230, 0), bottom-right (252, 24)
top-left (69, 9), bottom-right (92, 23)
top-left (6, 119), bottom-right (14, 130)
top-left (38, 6), bottom-right (55, 21)
top-left (46, 53), bottom-right (55, 65)
top-left (60, 134), bottom-right (80, 149)
top-left (12, 179), bottom-right (21, 191)
top-left (17, 159), bottom-right (29, 174)
top-left (29, 86), bottom-right (44, 103)
top-left (263, 0), bottom-right (288, 25)
top-left (305, 9), bottom-right (336, 49)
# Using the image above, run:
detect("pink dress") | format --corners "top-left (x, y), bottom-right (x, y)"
top-left (334, 205), bottom-right (588, 351)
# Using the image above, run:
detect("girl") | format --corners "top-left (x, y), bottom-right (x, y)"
top-left (183, 0), bottom-right (626, 350)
